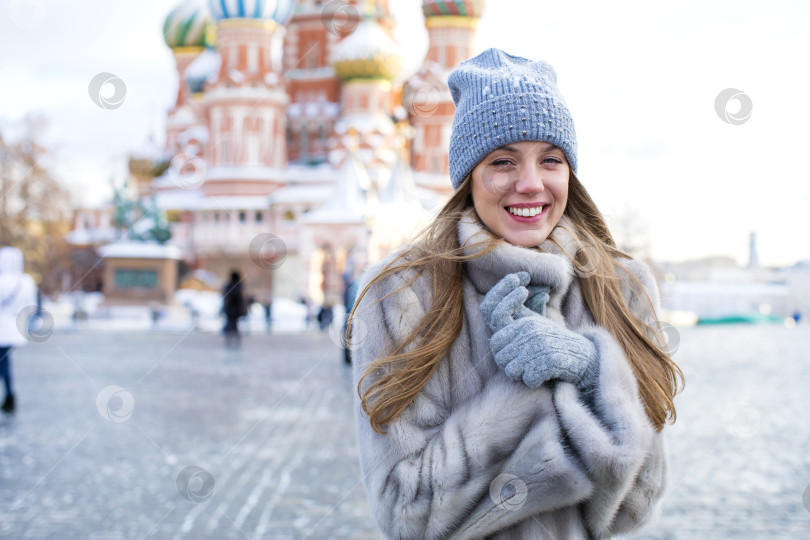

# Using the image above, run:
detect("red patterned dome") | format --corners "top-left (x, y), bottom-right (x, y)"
top-left (422, 0), bottom-right (485, 18)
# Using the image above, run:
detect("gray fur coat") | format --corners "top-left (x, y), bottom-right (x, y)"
top-left (351, 212), bottom-right (668, 539)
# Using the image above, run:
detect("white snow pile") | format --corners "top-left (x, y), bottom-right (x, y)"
top-left (42, 290), bottom-right (312, 334)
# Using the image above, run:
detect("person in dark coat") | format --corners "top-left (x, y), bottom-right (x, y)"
top-left (222, 270), bottom-right (245, 347)
top-left (342, 278), bottom-right (359, 364)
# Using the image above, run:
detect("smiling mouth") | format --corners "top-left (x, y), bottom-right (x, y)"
top-left (505, 205), bottom-right (547, 217)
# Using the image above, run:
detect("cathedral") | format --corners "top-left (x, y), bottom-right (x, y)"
top-left (72, 0), bottom-right (485, 307)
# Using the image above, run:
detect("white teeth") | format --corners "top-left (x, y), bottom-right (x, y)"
top-left (508, 206), bottom-right (543, 217)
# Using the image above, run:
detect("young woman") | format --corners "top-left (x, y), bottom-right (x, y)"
top-left (350, 48), bottom-right (683, 538)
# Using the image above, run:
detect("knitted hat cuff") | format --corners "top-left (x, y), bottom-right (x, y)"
top-left (449, 91), bottom-right (577, 189)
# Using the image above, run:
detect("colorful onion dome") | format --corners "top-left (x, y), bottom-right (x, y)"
top-left (163, 0), bottom-right (213, 49)
top-left (207, 0), bottom-right (294, 25)
top-left (422, 0), bottom-right (485, 18)
top-left (333, 19), bottom-right (402, 81)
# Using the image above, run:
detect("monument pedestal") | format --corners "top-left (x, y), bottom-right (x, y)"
top-left (98, 242), bottom-right (181, 306)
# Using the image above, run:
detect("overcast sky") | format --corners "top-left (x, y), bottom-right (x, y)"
top-left (0, 0), bottom-right (808, 266)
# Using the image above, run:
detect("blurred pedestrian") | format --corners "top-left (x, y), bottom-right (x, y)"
top-left (317, 304), bottom-right (333, 331)
top-left (299, 295), bottom-right (315, 329)
top-left (263, 300), bottom-right (272, 332)
top-left (0, 247), bottom-right (38, 414)
top-left (342, 278), bottom-right (359, 364)
top-left (222, 270), bottom-right (245, 348)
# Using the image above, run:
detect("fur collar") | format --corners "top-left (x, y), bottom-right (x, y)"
top-left (458, 209), bottom-right (581, 313)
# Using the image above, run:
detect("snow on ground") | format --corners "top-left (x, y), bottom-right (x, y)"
top-left (41, 289), bottom-right (324, 334)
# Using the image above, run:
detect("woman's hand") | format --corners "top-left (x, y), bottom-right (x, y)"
top-left (479, 272), bottom-right (599, 390)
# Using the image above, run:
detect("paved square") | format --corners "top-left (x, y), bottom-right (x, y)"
top-left (2, 325), bottom-right (809, 538)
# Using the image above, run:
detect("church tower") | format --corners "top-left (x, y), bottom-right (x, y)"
top-left (284, 0), bottom-right (393, 164)
top-left (162, 0), bottom-right (212, 154)
top-left (403, 0), bottom-right (484, 193)
top-left (201, 0), bottom-right (294, 196)
top-left (330, 8), bottom-right (402, 191)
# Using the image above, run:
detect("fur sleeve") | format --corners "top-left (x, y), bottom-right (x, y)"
top-left (352, 261), bottom-right (596, 539)
top-left (553, 259), bottom-right (668, 537)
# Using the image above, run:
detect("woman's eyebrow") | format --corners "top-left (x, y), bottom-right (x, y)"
top-left (498, 143), bottom-right (560, 153)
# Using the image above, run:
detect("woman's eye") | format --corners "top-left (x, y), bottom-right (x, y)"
top-left (543, 157), bottom-right (563, 164)
top-left (491, 159), bottom-right (513, 167)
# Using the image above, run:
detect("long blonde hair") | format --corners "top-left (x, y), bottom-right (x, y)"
top-left (351, 172), bottom-right (683, 434)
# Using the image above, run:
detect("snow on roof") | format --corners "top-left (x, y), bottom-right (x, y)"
top-left (167, 106), bottom-right (196, 126)
top-left (286, 67), bottom-right (336, 80)
top-left (155, 190), bottom-right (269, 211)
top-left (153, 172), bottom-right (195, 193)
top-left (303, 154), bottom-right (368, 225)
top-left (206, 165), bottom-right (286, 181)
top-left (192, 196), bottom-right (270, 210)
top-left (302, 207), bottom-right (366, 225)
top-left (285, 163), bottom-right (339, 182)
top-left (270, 185), bottom-right (332, 204)
top-left (185, 48), bottom-right (220, 89)
top-left (66, 227), bottom-right (117, 246)
top-left (130, 137), bottom-right (169, 161)
top-left (205, 86), bottom-right (287, 102)
top-left (332, 18), bottom-right (401, 63)
top-left (178, 125), bottom-right (209, 146)
top-left (379, 158), bottom-right (420, 207)
top-left (98, 242), bottom-right (182, 260)
top-left (334, 113), bottom-right (395, 135)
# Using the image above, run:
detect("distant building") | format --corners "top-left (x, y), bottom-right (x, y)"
top-left (657, 255), bottom-right (810, 321)
top-left (69, 0), bottom-right (486, 306)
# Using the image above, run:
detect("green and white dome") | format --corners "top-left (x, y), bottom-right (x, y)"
top-left (163, 0), bottom-right (212, 49)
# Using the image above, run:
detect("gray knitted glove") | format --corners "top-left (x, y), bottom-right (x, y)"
top-left (479, 271), bottom-right (532, 329)
top-left (525, 284), bottom-right (550, 317)
top-left (479, 272), bottom-right (599, 390)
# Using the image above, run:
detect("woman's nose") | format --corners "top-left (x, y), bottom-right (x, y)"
top-left (515, 165), bottom-right (545, 193)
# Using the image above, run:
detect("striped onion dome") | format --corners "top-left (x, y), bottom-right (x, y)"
top-left (422, 0), bottom-right (485, 18)
top-left (207, 0), bottom-right (294, 25)
top-left (163, 0), bottom-right (213, 49)
top-left (333, 19), bottom-right (402, 81)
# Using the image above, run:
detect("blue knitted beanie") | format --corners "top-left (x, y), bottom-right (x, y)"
top-left (448, 48), bottom-right (577, 190)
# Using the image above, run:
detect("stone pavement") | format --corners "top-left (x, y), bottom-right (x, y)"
top-left (631, 324), bottom-right (810, 540)
top-left (1, 324), bottom-right (809, 539)
top-left (1, 329), bottom-right (377, 539)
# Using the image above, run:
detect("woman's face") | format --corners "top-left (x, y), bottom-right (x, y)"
top-left (470, 141), bottom-right (570, 247)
